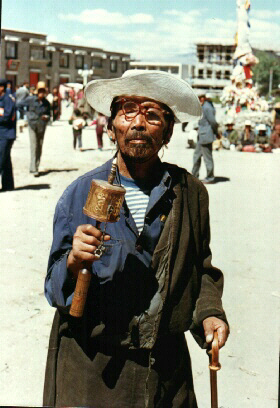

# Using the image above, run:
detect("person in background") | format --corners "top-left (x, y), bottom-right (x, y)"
top-left (16, 81), bottom-right (50, 177)
top-left (15, 81), bottom-right (29, 132)
top-left (255, 124), bottom-right (271, 153)
top-left (91, 112), bottom-right (107, 150)
top-left (6, 81), bottom-right (13, 95)
top-left (70, 108), bottom-right (85, 151)
top-left (222, 118), bottom-right (239, 149)
top-left (271, 102), bottom-right (280, 130)
top-left (52, 87), bottom-right (61, 122)
top-left (237, 120), bottom-right (255, 152)
top-left (270, 124), bottom-right (280, 151)
top-left (0, 79), bottom-right (16, 191)
top-left (192, 90), bottom-right (218, 183)
top-left (46, 88), bottom-right (54, 123)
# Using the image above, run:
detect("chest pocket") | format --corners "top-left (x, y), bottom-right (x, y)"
top-left (92, 238), bottom-right (123, 282)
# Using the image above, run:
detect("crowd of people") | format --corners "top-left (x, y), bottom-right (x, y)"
top-left (186, 96), bottom-right (280, 156)
top-left (1, 77), bottom-right (279, 192)
top-left (0, 78), bottom-right (113, 190)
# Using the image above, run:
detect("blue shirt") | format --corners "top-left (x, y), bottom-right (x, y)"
top-left (45, 158), bottom-right (174, 324)
top-left (0, 93), bottom-right (16, 140)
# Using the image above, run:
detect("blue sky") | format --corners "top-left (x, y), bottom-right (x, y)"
top-left (2, 0), bottom-right (280, 61)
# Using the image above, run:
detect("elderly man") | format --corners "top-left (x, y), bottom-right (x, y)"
top-left (43, 70), bottom-right (229, 407)
top-left (16, 81), bottom-right (50, 176)
top-left (192, 91), bottom-right (218, 184)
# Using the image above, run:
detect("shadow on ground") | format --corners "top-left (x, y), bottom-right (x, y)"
top-left (13, 184), bottom-right (51, 191)
top-left (214, 176), bottom-right (230, 183)
top-left (39, 168), bottom-right (78, 176)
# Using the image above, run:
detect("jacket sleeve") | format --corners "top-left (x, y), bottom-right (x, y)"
top-left (44, 198), bottom-right (75, 312)
top-left (0, 96), bottom-right (15, 124)
top-left (16, 95), bottom-right (33, 109)
top-left (204, 104), bottom-right (218, 134)
top-left (190, 186), bottom-right (228, 348)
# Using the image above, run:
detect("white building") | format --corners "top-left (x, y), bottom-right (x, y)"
top-left (193, 40), bottom-right (235, 93)
top-left (130, 61), bottom-right (195, 83)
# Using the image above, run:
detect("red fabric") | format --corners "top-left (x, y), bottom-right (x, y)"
top-left (243, 66), bottom-right (251, 79)
top-left (242, 145), bottom-right (255, 152)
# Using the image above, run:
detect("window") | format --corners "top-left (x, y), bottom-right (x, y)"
top-left (30, 47), bottom-right (45, 60)
top-left (198, 69), bottom-right (204, 79)
top-left (92, 58), bottom-right (102, 68)
top-left (198, 54), bottom-right (204, 62)
top-left (225, 70), bottom-right (231, 79)
top-left (47, 52), bottom-right (52, 67)
top-left (216, 71), bottom-right (221, 80)
top-left (160, 66), bottom-right (168, 72)
top-left (76, 55), bottom-right (84, 69)
top-left (207, 70), bottom-right (212, 79)
top-left (60, 53), bottom-right (69, 68)
top-left (110, 60), bottom-right (117, 72)
top-left (6, 42), bottom-right (17, 59)
top-left (225, 54), bottom-right (231, 62)
top-left (121, 61), bottom-right (129, 72)
top-left (171, 67), bottom-right (179, 74)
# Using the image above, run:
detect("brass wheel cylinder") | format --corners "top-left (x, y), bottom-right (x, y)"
top-left (83, 179), bottom-right (126, 223)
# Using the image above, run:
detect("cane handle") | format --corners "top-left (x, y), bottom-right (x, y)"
top-left (208, 330), bottom-right (221, 371)
top-left (69, 268), bottom-right (91, 317)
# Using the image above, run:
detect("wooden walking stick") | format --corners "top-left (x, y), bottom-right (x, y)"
top-left (69, 158), bottom-right (126, 317)
top-left (207, 330), bottom-right (221, 408)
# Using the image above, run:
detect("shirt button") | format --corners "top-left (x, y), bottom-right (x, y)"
top-left (135, 244), bottom-right (143, 253)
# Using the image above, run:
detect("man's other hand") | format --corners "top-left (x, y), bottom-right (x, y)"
top-left (203, 316), bottom-right (229, 349)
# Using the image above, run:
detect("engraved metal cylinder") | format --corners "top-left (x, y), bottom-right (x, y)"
top-left (83, 179), bottom-right (126, 223)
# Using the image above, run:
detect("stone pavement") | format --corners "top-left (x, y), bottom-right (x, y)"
top-left (0, 116), bottom-right (279, 407)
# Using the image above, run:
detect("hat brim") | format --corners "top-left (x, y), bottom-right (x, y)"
top-left (85, 71), bottom-right (202, 123)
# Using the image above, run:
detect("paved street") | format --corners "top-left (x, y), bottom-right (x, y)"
top-left (0, 110), bottom-right (279, 407)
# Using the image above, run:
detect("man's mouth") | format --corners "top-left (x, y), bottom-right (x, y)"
top-left (125, 134), bottom-right (153, 146)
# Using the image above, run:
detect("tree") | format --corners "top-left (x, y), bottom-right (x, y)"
top-left (252, 51), bottom-right (280, 96)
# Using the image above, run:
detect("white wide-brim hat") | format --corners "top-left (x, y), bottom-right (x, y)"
top-left (85, 70), bottom-right (202, 123)
top-left (257, 124), bottom-right (266, 131)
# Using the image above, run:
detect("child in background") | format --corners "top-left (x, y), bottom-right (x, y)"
top-left (70, 109), bottom-right (85, 151)
top-left (91, 113), bottom-right (107, 150)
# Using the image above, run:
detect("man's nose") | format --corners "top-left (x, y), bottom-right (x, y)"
top-left (131, 112), bottom-right (146, 131)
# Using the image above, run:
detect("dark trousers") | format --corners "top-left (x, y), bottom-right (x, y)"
top-left (73, 129), bottom-right (82, 149)
top-left (96, 131), bottom-right (103, 149)
top-left (192, 142), bottom-right (214, 181)
top-left (0, 139), bottom-right (15, 191)
top-left (28, 126), bottom-right (45, 172)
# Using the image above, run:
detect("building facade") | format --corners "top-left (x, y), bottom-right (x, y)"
top-left (193, 41), bottom-right (235, 93)
top-left (130, 42), bottom-right (235, 95)
top-left (130, 61), bottom-right (196, 83)
top-left (1, 28), bottom-right (130, 91)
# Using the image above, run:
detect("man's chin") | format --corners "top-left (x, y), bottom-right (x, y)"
top-left (120, 148), bottom-right (155, 164)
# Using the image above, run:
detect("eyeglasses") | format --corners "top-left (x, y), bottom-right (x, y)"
top-left (116, 98), bottom-right (170, 125)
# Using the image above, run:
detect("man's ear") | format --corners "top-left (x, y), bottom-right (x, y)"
top-left (107, 118), bottom-right (116, 142)
top-left (164, 120), bottom-right (174, 145)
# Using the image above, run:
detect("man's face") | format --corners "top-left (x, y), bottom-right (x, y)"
top-left (109, 96), bottom-right (173, 164)
top-left (0, 85), bottom-right (5, 95)
top-left (199, 96), bottom-right (206, 105)
top-left (37, 89), bottom-right (46, 99)
top-left (226, 124), bottom-right (233, 131)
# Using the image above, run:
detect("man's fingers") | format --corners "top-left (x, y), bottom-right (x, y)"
top-left (204, 321), bottom-right (214, 344)
top-left (203, 317), bottom-right (229, 349)
top-left (79, 224), bottom-right (111, 240)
